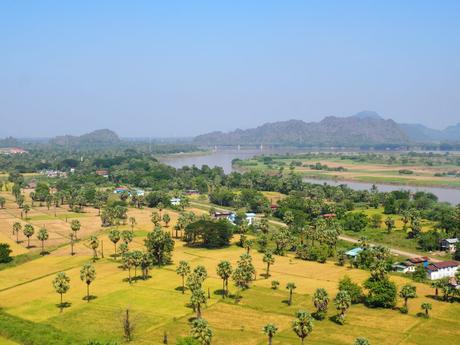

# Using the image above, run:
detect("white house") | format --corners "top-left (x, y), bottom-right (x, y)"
top-left (426, 261), bottom-right (459, 280)
top-left (170, 197), bottom-right (181, 206)
top-left (441, 238), bottom-right (459, 253)
top-left (226, 212), bottom-right (256, 225)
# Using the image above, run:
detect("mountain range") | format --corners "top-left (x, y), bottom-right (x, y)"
top-left (50, 129), bottom-right (120, 146)
top-left (194, 111), bottom-right (460, 147)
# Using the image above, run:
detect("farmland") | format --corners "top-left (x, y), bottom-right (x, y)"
top-left (0, 191), bottom-right (459, 345)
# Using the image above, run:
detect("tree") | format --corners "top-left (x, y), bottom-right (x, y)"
top-left (363, 277), bottom-right (397, 309)
top-left (131, 250), bottom-right (143, 280)
top-left (23, 224), bottom-right (34, 248)
top-left (431, 280), bottom-right (444, 298)
top-left (232, 253), bottom-right (255, 291)
top-left (129, 216), bottom-right (137, 233)
top-left (190, 318), bottom-right (212, 345)
top-left (70, 219), bottom-right (81, 240)
top-left (80, 263), bottom-right (96, 302)
top-left (291, 310), bottom-right (313, 345)
top-left (0, 243), bottom-right (12, 263)
top-left (312, 288), bottom-right (329, 320)
top-left (384, 217), bottom-right (395, 234)
top-left (286, 282), bottom-right (297, 306)
top-left (338, 276), bottom-right (363, 304)
top-left (37, 227), bottom-right (49, 255)
top-left (151, 211), bottom-right (161, 226)
top-left (23, 204), bottom-right (31, 219)
top-left (263, 323), bottom-right (278, 345)
top-left (184, 219), bottom-right (234, 248)
top-left (190, 288), bottom-right (207, 319)
top-left (216, 260), bottom-right (232, 298)
top-left (144, 227), bottom-right (174, 266)
top-left (355, 337), bottom-right (370, 345)
top-left (176, 260), bottom-right (191, 294)
top-left (0, 196), bottom-right (5, 208)
top-left (370, 214), bottom-right (382, 229)
top-left (399, 284), bottom-right (417, 313)
top-left (263, 251), bottom-right (275, 278)
top-left (89, 236), bottom-right (99, 261)
top-left (108, 229), bottom-right (121, 257)
top-left (121, 230), bottom-right (133, 245)
top-left (53, 272), bottom-right (70, 311)
top-left (12, 222), bottom-right (22, 243)
top-left (122, 309), bottom-right (135, 342)
top-left (162, 213), bottom-right (171, 227)
top-left (421, 302), bottom-right (432, 317)
top-left (334, 290), bottom-right (351, 324)
top-left (271, 280), bottom-right (280, 290)
top-left (342, 212), bottom-right (368, 232)
top-left (412, 265), bottom-right (427, 282)
top-left (243, 239), bottom-right (254, 254)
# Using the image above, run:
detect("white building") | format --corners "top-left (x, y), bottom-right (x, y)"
top-left (170, 197), bottom-right (181, 206)
top-left (441, 238), bottom-right (459, 253)
top-left (426, 261), bottom-right (459, 280)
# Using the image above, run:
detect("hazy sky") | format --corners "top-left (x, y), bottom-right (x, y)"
top-left (1, 1), bottom-right (460, 137)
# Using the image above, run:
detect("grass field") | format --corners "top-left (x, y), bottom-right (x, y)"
top-left (0, 193), bottom-right (459, 344)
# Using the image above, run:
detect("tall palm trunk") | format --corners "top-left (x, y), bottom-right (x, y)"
top-left (87, 284), bottom-right (90, 302)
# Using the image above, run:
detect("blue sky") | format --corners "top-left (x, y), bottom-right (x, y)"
top-left (1, 1), bottom-right (459, 137)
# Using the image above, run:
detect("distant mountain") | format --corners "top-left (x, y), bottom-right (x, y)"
top-left (399, 123), bottom-right (460, 143)
top-left (352, 110), bottom-right (382, 120)
top-left (50, 129), bottom-right (120, 146)
top-left (194, 115), bottom-right (408, 147)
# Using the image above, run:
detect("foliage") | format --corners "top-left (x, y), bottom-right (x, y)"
top-left (338, 276), bottom-right (363, 304)
top-left (364, 277), bottom-right (397, 309)
top-left (0, 243), bottom-right (13, 263)
top-left (184, 219), bottom-right (234, 248)
top-left (291, 310), bottom-right (314, 344)
top-left (144, 226), bottom-right (174, 266)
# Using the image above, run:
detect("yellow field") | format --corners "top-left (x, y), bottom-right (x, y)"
top-left (0, 192), bottom-right (459, 345)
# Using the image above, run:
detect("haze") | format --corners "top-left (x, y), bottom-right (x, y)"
top-left (1, 1), bottom-right (459, 138)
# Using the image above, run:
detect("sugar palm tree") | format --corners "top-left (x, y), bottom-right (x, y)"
top-left (190, 318), bottom-right (212, 345)
top-left (421, 302), bottom-right (432, 317)
top-left (399, 284), bottom-right (417, 309)
top-left (176, 260), bottom-right (191, 294)
top-left (263, 323), bottom-right (278, 345)
top-left (37, 227), bottom-right (49, 255)
top-left (128, 216), bottom-right (136, 233)
top-left (216, 260), bottom-right (232, 298)
top-left (263, 251), bottom-right (275, 278)
top-left (53, 272), bottom-right (70, 311)
top-left (89, 236), bottom-right (99, 261)
top-left (191, 288), bottom-right (207, 319)
top-left (108, 229), bottom-right (121, 257)
top-left (23, 224), bottom-right (34, 248)
top-left (70, 219), bottom-right (81, 240)
top-left (286, 282), bottom-right (297, 305)
top-left (23, 204), bottom-right (31, 219)
top-left (291, 310), bottom-right (313, 345)
top-left (162, 213), bottom-right (171, 227)
top-left (334, 290), bottom-right (351, 324)
top-left (313, 288), bottom-right (329, 320)
top-left (12, 222), bottom-right (22, 243)
top-left (80, 263), bottom-right (96, 302)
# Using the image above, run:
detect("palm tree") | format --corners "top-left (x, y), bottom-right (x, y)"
top-left (263, 323), bottom-right (278, 345)
top-left (89, 236), bottom-right (99, 261)
top-left (286, 282), bottom-right (296, 305)
top-left (0, 196), bottom-right (5, 208)
top-left (12, 222), bottom-right (22, 243)
top-left (157, 202), bottom-right (164, 218)
top-left (243, 239), bottom-right (254, 254)
top-left (121, 230), bottom-right (133, 245)
top-left (216, 260), bottom-right (233, 298)
top-left (162, 213), bottom-right (171, 227)
top-left (23, 204), bottom-right (31, 220)
top-left (399, 284), bottom-right (417, 309)
top-left (421, 302), bottom-right (432, 317)
top-left (70, 219), bottom-right (81, 240)
top-left (128, 216), bottom-right (136, 233)
top-left (23, 224), bottom-right (34, 248)
top-left (271, 280), bottom-right (280, 290)
top-left (176, 260), bottom-right (191, 294)
top-left (190, 318), bottom-right (212, 345)
top-left (334, 290), bottom-right (351, 324)
top-left (313, 288), bottom-right (329, 320)
top-left (431, 280), bottom-right (443, 298)
top-left (151, 211), bottom-right (161, 226)
top-left (191, 288), bottom-right (207, 319)
top-left (80, 263), bottom-right (96, 302)
top-left (355, 337), bottom-right (370, 345)
top-left (263, 251), bottom-right (275, 278)
top-left (108, 229), bottom-right (121, 257)
top-left (69, 232), bottom-right (75, 255)
top-left (37, 227), bottom-right (49, 255)
top-left (53, 272), bottom-right (70, 311)
top-left (291, 310), bottom-right (313, 345)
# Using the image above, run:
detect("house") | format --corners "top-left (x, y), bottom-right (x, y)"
top-left (441, 238), bottom-right (459, 253)
top-left (426, 261), bottom-right (459, 280)
top-left (170, 197), bottom-right (181, 206)
top-left (405, 257), bottom-right (430, 272)
top-left (321, 213), bottom-right (337, 219)
top-left (134, 189), bottom-right (145, 197)
top-left (114, 187), bottom-right (128, 194)
top-left (96, 170), bottom-right (109, 178)
top-left (345, 247), bottom-right (363, 259)
top-left (213, 211), bottom-right (233, 219)
top-left (227, 212), bottom-right (256, 225)
top-left (392, 262), bottom-right (413, 274)
top-left (185, 189), bottom-right (200, 195)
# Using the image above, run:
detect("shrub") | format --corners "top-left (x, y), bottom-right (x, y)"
top-left (338, 276), bottom-right (363, 304)
top-left (0, 243), bottom-right (13, 263)
top-left (364, 278), bottom-right (397, 308)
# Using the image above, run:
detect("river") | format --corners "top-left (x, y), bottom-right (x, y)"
top-left (159, 149), bottom-right (460, 205)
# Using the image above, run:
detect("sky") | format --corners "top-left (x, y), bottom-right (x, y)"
top-left (1, 0), bottom-right (460, 138)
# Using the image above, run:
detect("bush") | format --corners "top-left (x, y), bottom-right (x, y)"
top-left (176, 337), bottom-right (200, 345)
top-left (342, 212), bottom-right (369, 232)
top-left (0, 243), bottom-right (13, 263)
top-left (184, 219), bottom-right (234, 248)
top-left (400, 306), bottom-right (408, 314)
top-left (338, 276), bottom-right (363, 304)
top-left (364, 277), bottom-right (397, 308)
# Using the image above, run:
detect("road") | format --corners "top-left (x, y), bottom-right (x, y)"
top-left (191, 201), bottom-right (443, 262)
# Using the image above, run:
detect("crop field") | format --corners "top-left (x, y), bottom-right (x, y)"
top-left (236, 156), bottom-right (460, 188)
top-left (0, 193), bottom-right (459, 345)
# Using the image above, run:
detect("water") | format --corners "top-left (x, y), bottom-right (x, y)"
top-left (159, 149), bottom-right (460, 205)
